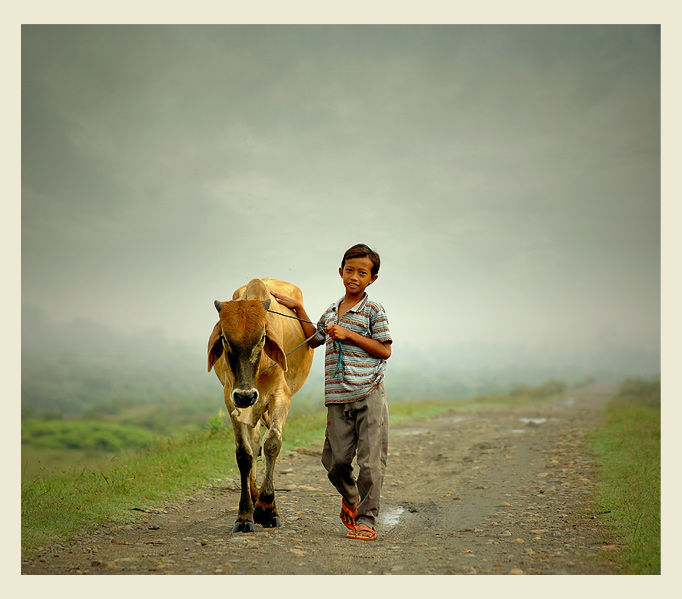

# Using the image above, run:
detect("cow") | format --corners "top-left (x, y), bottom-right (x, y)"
top-left (208, 278), bottom-right (314, 532)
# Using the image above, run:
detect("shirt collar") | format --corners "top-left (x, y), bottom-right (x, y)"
top-left (333, 292), bottom-right (368, 313)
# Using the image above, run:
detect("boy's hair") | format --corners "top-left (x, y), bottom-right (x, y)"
top-left (341, 244), bottom-right (381, 277)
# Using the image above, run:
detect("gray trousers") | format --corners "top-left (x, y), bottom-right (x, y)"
top-left (321, 383), bottom-right (389, 529)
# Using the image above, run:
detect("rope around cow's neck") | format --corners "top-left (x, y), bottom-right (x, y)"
top-left (265, 309), bottom-right (316, 326)
top-left (260, 309), bottom-right (344, 380)
top-left (258, 329), bottom-right (319, 376)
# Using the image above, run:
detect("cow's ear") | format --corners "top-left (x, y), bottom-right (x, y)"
top-left (264, 325), bottom-right (288, 372)
top-left (208, 322), bottom-right (224, 372)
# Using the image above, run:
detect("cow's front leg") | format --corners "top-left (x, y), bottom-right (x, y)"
top-left (253, 394), bottom-right (290, 528)
top-left (232, 422), bottom-right (259, 533)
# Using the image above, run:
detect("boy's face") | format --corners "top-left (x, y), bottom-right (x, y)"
top-left (339, 256), bottom-right (378, 295)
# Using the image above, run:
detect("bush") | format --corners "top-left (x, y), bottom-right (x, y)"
top-left (21, 419), bottom-right (155, 452)
top-left (613, 378), bottom-right (660, 408)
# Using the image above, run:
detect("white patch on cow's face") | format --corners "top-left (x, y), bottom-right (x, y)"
top-left (250, 331), bottom-right (266, 364)
top-left (250, 342), bottom-right (261, 364)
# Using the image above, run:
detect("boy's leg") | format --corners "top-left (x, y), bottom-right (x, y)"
top-left (355, 383), bottom-right (389, 530)
top-left (321, 403), bottom-right (360, 506)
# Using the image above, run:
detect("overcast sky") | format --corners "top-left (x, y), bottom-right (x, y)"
top-left (21, 25), bottom-right (660, 362)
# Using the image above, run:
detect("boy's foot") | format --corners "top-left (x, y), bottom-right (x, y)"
top-left (346, 524), bottom-right (376, 541)
top-left (340, 498), bottom-right (359, 531)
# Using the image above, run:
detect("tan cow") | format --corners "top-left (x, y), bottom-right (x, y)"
top-left (208, 278), bottom-right (314, 532)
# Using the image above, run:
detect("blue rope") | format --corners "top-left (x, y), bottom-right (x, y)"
top-left (332, 341), bottom-right (345, 380)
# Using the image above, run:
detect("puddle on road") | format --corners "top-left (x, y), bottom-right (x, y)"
top-left (518, 417), bottom-right (547, 425)
top-left (393, 418), bottom-right (468, 437)
top-left (392, 429), bottom-right (430, 436)
top-left (433, 416), bottom-right (469, 424)
top-left (379, 506), bottom-right (405, 529)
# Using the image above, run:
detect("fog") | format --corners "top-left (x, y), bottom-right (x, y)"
top-left (21, 25), bottom-right (660, 387)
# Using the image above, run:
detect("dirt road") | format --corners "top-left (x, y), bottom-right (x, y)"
top-left (22, 383), bottom-right (622, 575)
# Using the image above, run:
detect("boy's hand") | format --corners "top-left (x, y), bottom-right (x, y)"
top-left (269, 291), bottom-right (320, 347)
top-left (326, 324), bottom-right (352, 341)
top-left (270, 291), bottom-right (301, 312)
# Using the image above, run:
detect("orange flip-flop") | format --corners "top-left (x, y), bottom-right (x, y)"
top-left (340, 498), bottom-right (359, 531)
top-left (346, 524), bottom-right (376, 541)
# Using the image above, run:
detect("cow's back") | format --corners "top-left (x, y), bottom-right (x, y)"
top-left (233, 278), bottom-right (314, 397)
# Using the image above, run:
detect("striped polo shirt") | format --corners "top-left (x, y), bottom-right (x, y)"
top-left (313, 293), bottom-right (392, 405)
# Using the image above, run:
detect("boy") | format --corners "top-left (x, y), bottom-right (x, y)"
top-left (271, 243), bottom-right (392, 541)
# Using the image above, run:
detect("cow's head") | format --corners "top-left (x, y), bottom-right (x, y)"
top-left (208, 298), bottom-right (287, 408)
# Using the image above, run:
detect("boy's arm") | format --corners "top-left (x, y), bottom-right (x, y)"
top-left (326, 325), bottom-right (392, 360)
top-left (269, 292), bottom-right (324, 349)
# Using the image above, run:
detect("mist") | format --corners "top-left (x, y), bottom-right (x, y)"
top-left (21, 25), bottom-right (660, 405)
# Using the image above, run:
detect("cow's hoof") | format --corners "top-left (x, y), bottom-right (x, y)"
top-left (233, 520), bottom-right (255, 533)
top-left (261, 515), bottom-right (281, 528)
top-left (254, 504), bottom-right (280, 528)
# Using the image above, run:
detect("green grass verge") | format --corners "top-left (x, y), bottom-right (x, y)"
top-left (590, 379), bottom-right (661, 574)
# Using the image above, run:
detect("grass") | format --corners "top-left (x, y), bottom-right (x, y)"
top-left (19, 380), bottom-right (571, 561)
top-left (590, 378), bottom-right (661, 574)
top-left (21, 422), bottom-right (237, 557)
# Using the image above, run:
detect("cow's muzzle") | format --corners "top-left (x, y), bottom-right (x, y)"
top-left (232, 388), bottom-right (259, 408)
